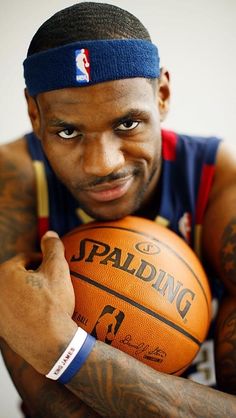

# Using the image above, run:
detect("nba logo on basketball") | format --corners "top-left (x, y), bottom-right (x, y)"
top-left (91, 305), bottom-right (125, 345)
top-left (75, 48), bottom-right (90, 83)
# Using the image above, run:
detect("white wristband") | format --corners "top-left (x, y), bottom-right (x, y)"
top-left (46, 327), bottom-right (87, 380)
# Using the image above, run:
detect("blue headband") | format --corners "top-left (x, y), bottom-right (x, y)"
top-left (23, 39), bottom-right (160, 96)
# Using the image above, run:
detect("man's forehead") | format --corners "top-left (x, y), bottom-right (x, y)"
top-left (38, 78), bottom-right (155, 109)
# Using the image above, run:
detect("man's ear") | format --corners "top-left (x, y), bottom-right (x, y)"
top-left (158, 68), bottom-right (170, 122)
top-left (24, 89), bottom-right (41, 138)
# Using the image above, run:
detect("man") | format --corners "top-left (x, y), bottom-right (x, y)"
top-left (0, 2), bottom-right (236, 417)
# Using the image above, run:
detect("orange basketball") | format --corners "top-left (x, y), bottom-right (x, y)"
top-left (62, 216), bottom-right (211, 375)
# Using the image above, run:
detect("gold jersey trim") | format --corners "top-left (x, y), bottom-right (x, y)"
top-left (76, 208), bottom-right (94, 224)
top-left (194, 224), bottom-right (202, 259)
top-left (32, 161), bottom-right (49, 218)
top-left (154, 215), bottom-right (170, 227)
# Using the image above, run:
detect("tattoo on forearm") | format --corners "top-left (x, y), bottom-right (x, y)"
top-left (68, 341), bottom-right (236, 418)
top-left (36, 385), bottom-right (100, 418)
top-left (220, 218), bottom-right (236, 284)
top-left (216, 307), bottom-right (236, 394)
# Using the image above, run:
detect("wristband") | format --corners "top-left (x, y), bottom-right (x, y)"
top-left (46, 327), bottom-right (91, 381)
top-left (59, 333), bottom-right (96, 384)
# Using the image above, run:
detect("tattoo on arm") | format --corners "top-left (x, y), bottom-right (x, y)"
top-left (213, 218), bottom-right (236, 394)
top-left (67, 341), bottom-right (236, 418)
top-left (35, 384), bottom-right (101, 418)
top-left (220, 218), bottom-right (236, 285)
top-left (26, 274), bottom-right (43, 289)
top-left (1, 341), bottom-right (101, 418)
top-left (216, 304), bottom-right (236, 394)
top-left (0, 157), bottom-right (37, 261)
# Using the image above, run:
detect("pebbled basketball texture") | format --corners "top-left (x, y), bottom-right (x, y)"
top-left (62, 216), bottom-right (211, 375)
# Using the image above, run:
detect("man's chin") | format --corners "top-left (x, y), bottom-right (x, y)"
top-left (77, 201), bottom-right (136, 222)
top-left (85, 209), bottom-right (133, 222)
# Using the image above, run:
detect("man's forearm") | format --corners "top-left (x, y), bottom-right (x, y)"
top-left (0, 340), bottom-right (101, 418)
top-left (67, 340), bottom-right (236, 418)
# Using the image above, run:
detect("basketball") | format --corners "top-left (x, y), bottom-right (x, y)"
top-left (62, 216), bottom-right (211, 375)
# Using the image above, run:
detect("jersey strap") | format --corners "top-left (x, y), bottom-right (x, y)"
top-left (158, 130), bottom-right (221, 252)
top-left (194, 140), bottom-right (220, 257)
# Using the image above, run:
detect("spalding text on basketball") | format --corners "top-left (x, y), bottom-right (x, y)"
top-left (70, 238), bottom-right (196, 320)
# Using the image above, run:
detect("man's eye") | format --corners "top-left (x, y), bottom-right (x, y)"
top-left (117, 120), bottom-right (139, 131)
top-left (57, 128), bottom-right (79, 139)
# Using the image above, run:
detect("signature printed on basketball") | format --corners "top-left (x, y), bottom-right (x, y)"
top-left (119, 334), bottom-right (149, 354)
top-left (119, 334), bottom-right (167, 362)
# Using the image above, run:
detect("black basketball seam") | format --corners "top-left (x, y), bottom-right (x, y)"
top-left (170, 358), bottom-right (194, 375)
top-left (66, 224), bottom-right (210, 319)
top-left (70, 270), bottom-right (201, 347)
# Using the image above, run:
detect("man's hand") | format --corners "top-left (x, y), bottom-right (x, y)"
top-left (0, 231), bottom-right (77, 373)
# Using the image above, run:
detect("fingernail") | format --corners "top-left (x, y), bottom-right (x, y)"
top-left (44, 230), bottom-right (59, 238)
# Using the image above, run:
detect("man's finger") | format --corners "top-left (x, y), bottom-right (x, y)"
top-left (40, 231), bottom-right (64, 258)
top-left (40, 231), bottom-right (69, 276)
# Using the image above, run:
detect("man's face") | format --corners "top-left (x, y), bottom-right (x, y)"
top-left (34, 78), bottom-right (164, 220)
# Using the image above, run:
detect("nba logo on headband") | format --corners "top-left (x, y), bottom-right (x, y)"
top-left (75, 49), bottom-right (90, 83)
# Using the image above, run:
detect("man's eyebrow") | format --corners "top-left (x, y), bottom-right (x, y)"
top-left (47, 109), bottom-right (150, 128)
top-left (111, 109), bottom-right (150, 125)
top-left (47, 118), bottom-right (80, 128)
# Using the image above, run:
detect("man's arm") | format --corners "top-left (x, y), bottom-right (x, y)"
top-left (1, 340), bottom-right (100, 418)
top-left (0, 138), bottom-right (100, 417)
top-left (215, 296), bottom-right (236, 394)
top-left (67, 339), bottom-right (236, 418)
top-left (202, 141), bottom-right (236, 394)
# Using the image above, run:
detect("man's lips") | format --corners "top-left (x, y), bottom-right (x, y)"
top-left (83, 176), bottom-right (134, 202)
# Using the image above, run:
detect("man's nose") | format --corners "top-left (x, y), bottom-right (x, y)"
top-left (82, 134), bottom-right (125, 177)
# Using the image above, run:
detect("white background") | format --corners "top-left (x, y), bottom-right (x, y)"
top-left (0, 0), bottom-right (235, 417)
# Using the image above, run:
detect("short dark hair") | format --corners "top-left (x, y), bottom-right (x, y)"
top-left (27, 2), bottom-right (152, 56)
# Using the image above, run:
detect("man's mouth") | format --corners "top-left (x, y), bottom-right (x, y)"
top-left (83, 176), bottom-right (134, 202)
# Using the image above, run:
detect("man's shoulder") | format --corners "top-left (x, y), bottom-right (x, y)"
top-left (162, 130), bottom-right (222, 158)
top-left (0, 135), bottom-right (34, 178)
top-left (210, 140), bottom-right (236, 198)
top-left (0, 137), bottom-right (35, 212)
top-left (0, 135), bottom-right (29, 157)
top-left (0, 135), bottom-right (38, 258)
top-left (0, 134), bottom-right (37, 202)
top-left (175, 131), bottom-right (222, 148)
